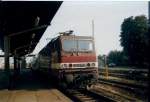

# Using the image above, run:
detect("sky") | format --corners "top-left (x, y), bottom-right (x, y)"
top-left (33, 1), bottom-right (148, 55)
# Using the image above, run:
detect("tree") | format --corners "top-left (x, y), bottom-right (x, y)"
top-left (120, 15), bottom-right (148, 67)
top-left (107, 50), bottom-right (128, 66)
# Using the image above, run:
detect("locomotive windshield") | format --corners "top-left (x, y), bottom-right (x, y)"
top-left (62, 40), bottom-right (93, 52)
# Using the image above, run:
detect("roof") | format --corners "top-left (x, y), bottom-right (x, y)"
top-left (0, 1), bottom-right (62, 56)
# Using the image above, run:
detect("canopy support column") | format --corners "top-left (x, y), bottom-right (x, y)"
top-left (4, 35), bottom-right (10, 87)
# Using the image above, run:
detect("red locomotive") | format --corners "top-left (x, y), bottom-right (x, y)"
top-left (32, 30), bottom-right (98, 88)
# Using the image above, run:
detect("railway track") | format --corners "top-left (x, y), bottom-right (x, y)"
top-left (99, 78), bottom-right (148, 89)
top-left (62, 86), bottom-right (141, 102)
top-left (66, 87), bottom-right (141, 102)
top-left (57, 77), bottom-right (147, 102)
top-left (96, 79), bottom-right (148, 101)
top-left (62, 88), bottom-right (116, 102)
top-left (98, 78), bottom-right (147, 93)
top-left (89, 84), bottom-right (141, 102)
top-left (99, 72), bottom-right (148, 81)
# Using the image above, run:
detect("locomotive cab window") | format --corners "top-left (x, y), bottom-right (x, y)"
top-left (62, 40), bottom-right (77, 51)
top-left (78, 40), bottom-right (93, 51)
top-left (62, 39), bottom-right (94, 52)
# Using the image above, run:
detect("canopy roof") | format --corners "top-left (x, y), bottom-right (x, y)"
top-left (0, 1), bottom-right (62, 56)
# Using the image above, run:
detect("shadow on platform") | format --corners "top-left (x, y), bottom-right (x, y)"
top-left (0, 69), bottom-right (55, 91)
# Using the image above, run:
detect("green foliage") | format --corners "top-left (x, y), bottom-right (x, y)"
top-left (120, 15), bottom-right (149, 67)
top-left (98, 51), bottom-right (128, 67)
top-left (107, 50), bottom-right (128, 66)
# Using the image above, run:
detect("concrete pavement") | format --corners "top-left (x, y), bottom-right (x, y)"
top-left (0, 89), bottom-right (72, 102)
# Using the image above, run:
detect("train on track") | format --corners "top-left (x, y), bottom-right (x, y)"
top-left (31, 30), bottom-right (98, 88)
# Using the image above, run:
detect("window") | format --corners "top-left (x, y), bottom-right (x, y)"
top-left (62, 39), bottom-right (93, 52)
top-left (62, 40), bottom-right (77, 51)
top-left (78, 40), bottom-right (93, 51)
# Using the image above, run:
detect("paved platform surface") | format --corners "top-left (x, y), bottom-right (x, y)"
top-left (0, 69), bottom-right (72, 102)
top-left (0, 89), bottom-right (71, 102)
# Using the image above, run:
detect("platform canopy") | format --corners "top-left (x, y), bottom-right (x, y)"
top-left (0, 1), bottom-right (62, 56)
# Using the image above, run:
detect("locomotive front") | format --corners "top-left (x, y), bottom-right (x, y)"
top-left (57, 34), bottom-right (98, 87)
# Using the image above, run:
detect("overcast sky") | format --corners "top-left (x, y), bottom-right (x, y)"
top-left (31, 1), bottom-right (148, 55)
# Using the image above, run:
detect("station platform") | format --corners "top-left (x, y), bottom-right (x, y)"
top-left (0, 89), bottom-right (71, 102)
top-left (0, 69), bottom-right (72, 102)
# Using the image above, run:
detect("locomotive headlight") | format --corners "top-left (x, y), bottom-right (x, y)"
top-left (87, 63), bottom-right (90, 67)
top-left (92, 63), bottom-right (95, 67)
